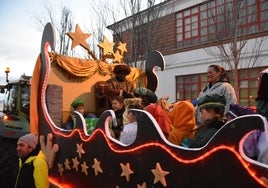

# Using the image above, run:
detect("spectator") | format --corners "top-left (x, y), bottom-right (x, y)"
top-left (65, 98), bottom-right (96, 130)
top-left (15, 133), bottom-right (49, 188)
top-left (190, 94), bottom-right (227, 148)
top-left (134, 87), bottom-right (172, 138)
top-left (168, 101), bottom-right (197, 146)
top-left (104, 64), bottom-right (134, 102)
top-left (196, 64), bottom-right (237, 125)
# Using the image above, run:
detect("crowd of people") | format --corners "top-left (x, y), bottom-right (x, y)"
top-left (12, 64), bottom-right (267, 187)
top-left (103, 64), bottom-right (268, 165)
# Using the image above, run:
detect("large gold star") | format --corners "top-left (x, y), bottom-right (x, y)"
top-left (64, 158), bottom-right (71, 170)
top-left (120, 163), bottom-right (134, 182)
top-left (81, 161), bottom-right (89, 176)
top-left (117, 41), bottom-right (127, 55)
top-left (98, 36), bottom-right (115, 55)
top-left (67, 24), bottom-right (91, 50)
top-left (58, 163), bottom-right (64, 176)
top-left (76, 143), bottom-right (85, 158)
top-left (151, 163), bottom-right (169, 187)
top-left (92, 158), bottom-right (103, 176)
top-left (113, 50), bottom-right (123, 63)
top-left (72, 156), bottom-right (80, 172)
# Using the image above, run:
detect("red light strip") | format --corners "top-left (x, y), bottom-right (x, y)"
top-left (47, 128), bottom-right (267, 187)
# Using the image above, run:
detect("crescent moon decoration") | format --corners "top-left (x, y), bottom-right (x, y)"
top-left (145, 51), bottom-right (165, 92)
top-left (36, 23), bottom-right (268, 188)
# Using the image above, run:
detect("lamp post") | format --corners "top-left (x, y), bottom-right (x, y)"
top-left (5, 67), bottom-right (10, 84)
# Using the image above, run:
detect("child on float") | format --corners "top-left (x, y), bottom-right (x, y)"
top-left (119, 98), bottom-right (144, 145)
top-left (190, 94), bottom-right (227, 148)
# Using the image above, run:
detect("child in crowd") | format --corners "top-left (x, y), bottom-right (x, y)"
top-left (190, 93), bottom-right (227, 148)
top-left (119, 98), bottom-right (143, 145)
top-left (110, 96), bottom-right (126, 139)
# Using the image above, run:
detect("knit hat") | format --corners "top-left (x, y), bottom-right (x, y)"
top-left (226, 104), bottom-right (255, 119)
top-left (18, 133), bottom-right (38, 149)
top-left (198, 94), bottom-right (226, 110)
top-left (113, 64), bottom-right (131, 75)
top-left (134, 87), bottom-right (158, 103)
top-left (71, 98), bottom-right (84, 109)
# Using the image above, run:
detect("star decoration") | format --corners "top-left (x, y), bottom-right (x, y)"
top-left (81, 161), bottom-right (89, 176)
top-left (58, 163), bottom-right (64, 176)
top-left (137, 182), bottom-right (147, 188)
top-left (98, 36), bottom-right (115, 55)
top-left (64, 158), bottom-right (71, 170)
top-left (76, 143), bottom-right (85, 158)
top-left (120, 163), bottom-right (134, 182)
top-left (151, 163), bottom-right (169, 187)
top-left (117, 41), bottom-right (127, 55)
top-left (72, 156), bottom-right (80, 171)
top-left (67, 24), bottom-right (91, 50)
top-left (113, 50), bottom-right (123, 63)
top-left (92, 158), bottom-right (103, 176)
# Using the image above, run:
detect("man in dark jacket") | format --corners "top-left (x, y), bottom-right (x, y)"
top-left (15, 133), bottom-right (49, 188)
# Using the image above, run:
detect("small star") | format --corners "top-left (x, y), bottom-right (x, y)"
top-left (64, 158), bottom-right (71, 170)
top-left (58, 163), bottom-right (64, 176)
top-left (81, 161), bottom-right (89, 176)
top-left (113, 50), bottom-right (123, 63)
top-left (76, 143), bottom-right (85, 158)
top-left (98, 36), bottom-right (115, 55)
top-left (151, 163), bottom-right (169, 187)
top-left (137, 182), bottom-right (147, 188)
top-left (72, 156), bottom-right (80, 171)
top-left (67, 24), bottom-right (91, 50)
top-left (117, 41), bottom-right (127, 55)
top-left (120, 163), bottom-right (134, 182)
top-left (92, 158), bottom-right (103, 176)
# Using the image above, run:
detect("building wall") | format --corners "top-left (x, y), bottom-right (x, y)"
top-left (109, 0), bottom-right (268, 104)
top-left (156, 37), bottom-right (268, 102)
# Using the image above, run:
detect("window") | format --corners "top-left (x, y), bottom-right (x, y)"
top-left (176, 0), bottom-right (268, 48)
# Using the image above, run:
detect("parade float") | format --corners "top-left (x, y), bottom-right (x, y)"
top-left (31, 23), bottom-right (268, 187)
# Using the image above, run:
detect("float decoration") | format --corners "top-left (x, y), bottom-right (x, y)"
top-left (36, 23), bottom-right (268, 188)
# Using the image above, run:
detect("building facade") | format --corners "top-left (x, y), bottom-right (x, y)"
top-left (108, 0), bottom-right (268, 106)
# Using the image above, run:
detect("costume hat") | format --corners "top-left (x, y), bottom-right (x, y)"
top-left (134, 87), bottom-right (158, 103)
top-left (198, 94), bottom-right (226, 110)
top-left (113, 64), bottom-right (131, 75)
top-left (71, 98), bottom-right (84, 109)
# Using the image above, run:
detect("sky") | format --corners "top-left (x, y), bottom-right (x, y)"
top-left (0, 0), bottom-right (116, 85)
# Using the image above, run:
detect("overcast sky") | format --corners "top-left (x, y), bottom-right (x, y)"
top-left (0, 0), bottom-right (118, 84)
top-left (0, 0), bottom-right (42, 83)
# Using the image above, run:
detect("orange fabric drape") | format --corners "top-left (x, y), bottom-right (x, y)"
top-left (30, 53), bottom-right (146, 134)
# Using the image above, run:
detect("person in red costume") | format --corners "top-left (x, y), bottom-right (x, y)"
top-left (134, 87), bottom-right (172, 138)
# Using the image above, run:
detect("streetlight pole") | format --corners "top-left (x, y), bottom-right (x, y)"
top-left (5, 67), bottom-right (10, 84)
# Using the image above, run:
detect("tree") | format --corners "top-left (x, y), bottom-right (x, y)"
top-left (32, 1), bottom-right (75, 56)
top-left (203, 0), bottom-right (267, 102)
top-left (107, 0), bottom-right (173, 67)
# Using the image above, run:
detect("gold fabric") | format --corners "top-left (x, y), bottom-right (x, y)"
top-left (30, 52), bottom-right (145, 134)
